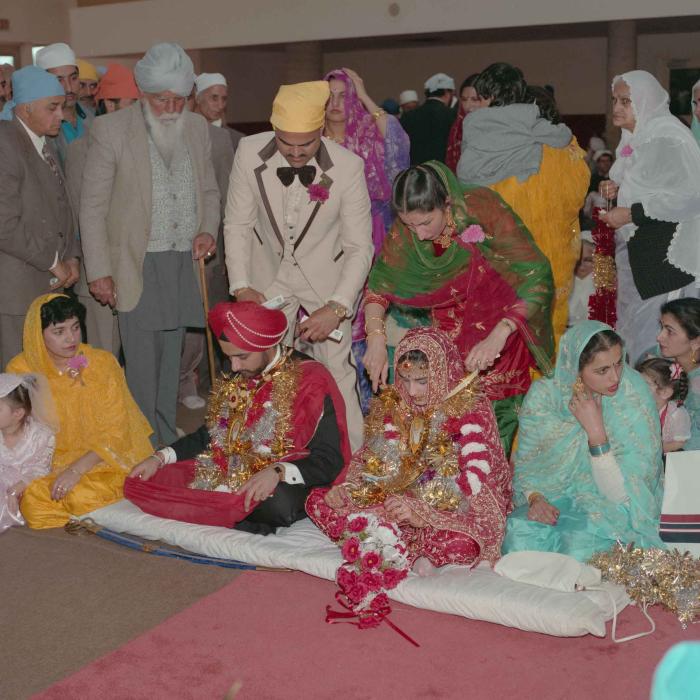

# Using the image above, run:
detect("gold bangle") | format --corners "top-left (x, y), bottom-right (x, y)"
top-left (365, 316), bottom-right (385, 322)
top-left (528, 492), bottom-right (544, 507)
top-left (372, 109), bottom-right (386, 120)
top-left (366, 329), bottom-right (386, 338)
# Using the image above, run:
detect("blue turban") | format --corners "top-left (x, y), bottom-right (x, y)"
top-left (0, 66), bottom-right (64, 121)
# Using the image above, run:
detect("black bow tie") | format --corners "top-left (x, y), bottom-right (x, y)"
top-left (276, 165), bottom-right (316, 187)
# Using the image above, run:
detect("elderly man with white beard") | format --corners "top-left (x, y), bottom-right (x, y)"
top-left (79, 43), bottom-right (220, 445)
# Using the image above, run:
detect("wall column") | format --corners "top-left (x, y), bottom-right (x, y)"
top-left (605, 20), bottom-right (637, 148)
top-left (284, 41), bottom-right (323, 83)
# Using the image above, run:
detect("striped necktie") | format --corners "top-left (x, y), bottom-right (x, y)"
top-left (42, 143), bottom-right (64, 186)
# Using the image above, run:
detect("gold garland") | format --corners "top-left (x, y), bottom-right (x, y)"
top-left (593, 252), bottom-right (616, 290)
top-left (589, 542), bottom-right (700, 627)
top-left (190, 354), bottom-right (300, 491)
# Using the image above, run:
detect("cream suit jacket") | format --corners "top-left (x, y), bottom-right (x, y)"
top-left (79, 103), bottom-right (220, 312)
top-left (223, 132), bottom-right (373, 311)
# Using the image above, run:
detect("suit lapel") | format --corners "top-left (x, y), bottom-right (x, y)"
top-left (14, 119), bottom-right (65, 225)
top-left (293, 141), bottom-right (334, 253)
top-left (253, 136), bottom-right (284, 248)
top-left (127, 104), bottom-right (152, 226)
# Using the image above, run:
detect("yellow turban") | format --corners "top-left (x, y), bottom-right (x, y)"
top-left (270, 81), bottom-right (329, 133)
top-left (77, 59), bottom-right (99, 82)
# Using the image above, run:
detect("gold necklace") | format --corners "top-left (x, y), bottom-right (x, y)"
top-left (434, 224), bottom-right (454, 249)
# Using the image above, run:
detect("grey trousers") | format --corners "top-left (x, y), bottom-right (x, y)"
top-left (0, 314), bottom-right (25, 370)
top-left (119, 315), bottom-right (184, 447)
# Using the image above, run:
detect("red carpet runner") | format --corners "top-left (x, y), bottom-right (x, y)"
top-left (34, 570), bottom-right (698, 699)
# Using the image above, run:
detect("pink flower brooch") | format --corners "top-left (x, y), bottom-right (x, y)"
top-left (460, 224), bottom-right (486, 244)
top-left (308, 173), bottom-right (332, 204)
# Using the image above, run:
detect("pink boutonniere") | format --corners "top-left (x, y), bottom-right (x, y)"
top-left (66, 352), bottom-right (88, 385)
top-left (308, 173), bottom-right (332, 204)
top-left (308, 183), bottom-right (330, 203)
top-left (620, 144), bottom-right (634, 157)
top-left (460, 224), bottom-right (486, 244)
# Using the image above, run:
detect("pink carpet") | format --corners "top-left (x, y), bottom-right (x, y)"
top-left (34, 570), bottom-right (698, 700)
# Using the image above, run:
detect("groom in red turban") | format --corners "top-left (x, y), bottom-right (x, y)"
top-left (125, 301), bottom-right (351, 534)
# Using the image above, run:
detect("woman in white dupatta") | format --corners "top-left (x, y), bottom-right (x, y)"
top-left (600, 70), bottom-right (700, 364)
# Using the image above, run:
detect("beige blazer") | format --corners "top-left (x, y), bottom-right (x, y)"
top-left (0, 119), bottom-right (78, 316)
top-left (79, 103), bottom-right (220, 312)
top-left (224, 132), bottom-right (373, 311)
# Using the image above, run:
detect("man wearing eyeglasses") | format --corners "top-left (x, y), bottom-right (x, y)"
top-left (79, 43), bottom-right (220, 446)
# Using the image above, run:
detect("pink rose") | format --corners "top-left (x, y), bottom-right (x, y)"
top-left (620, 144), bottom-right (634, 157)
top-left (348, 516), bottom-right (368, 533)
top-left (361, 551), bottom-right (382, 571)
top-left (359, 571), bottom-right (383, 590)
top-left (460, 224), bottom-right (486, 244)
top-left (337, 566), bottom-right (357, 591)
top-left (382, 567), bottom-right (408, 589)
top-left (67, 353), bottom-right (88, 371)
top-left (341, 537), bottom-right (361, 563)
top-left (369, 592), bottom-right (390, 612)
top-left (308, 183), bottom-right (330, 203)
top-left (347, 581), bottom-right (369, 604)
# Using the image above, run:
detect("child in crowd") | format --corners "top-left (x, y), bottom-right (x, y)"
top-left (0, 374), bottom-right (56, 533)
top-left (567, 231), bottom-right (595, 327)
top-left (637, 358), bottom-right (691, 454)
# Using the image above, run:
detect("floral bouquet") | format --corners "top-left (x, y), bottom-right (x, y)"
top-left (325, 512), bottom-right (416, 643)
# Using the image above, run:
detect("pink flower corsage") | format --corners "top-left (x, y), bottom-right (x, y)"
top-left (460, 224), bottom-right (486, 244)
top-left (308, 183), bottom-right (330, 203)
top-left (66, 353), bottom-right (88, 385)
top-left (620, 144), bottom-right (634, 157)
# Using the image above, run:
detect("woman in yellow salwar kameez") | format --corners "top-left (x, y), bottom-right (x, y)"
top-left (7, 294), bottom-right (153, 528)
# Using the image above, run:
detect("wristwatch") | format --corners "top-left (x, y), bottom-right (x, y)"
top-left (326, 300), bottom-right (348, 319)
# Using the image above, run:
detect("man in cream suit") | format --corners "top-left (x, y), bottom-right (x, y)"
top-left (224, 81), bottom-right (373, 450)
top-left (80, 43), bottom-right (219, 444)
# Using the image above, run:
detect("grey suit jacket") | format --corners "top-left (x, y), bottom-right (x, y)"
top-left (0, 119), bottom-right (78, 316)
top-left (79, 103), bottom-right (220, 312)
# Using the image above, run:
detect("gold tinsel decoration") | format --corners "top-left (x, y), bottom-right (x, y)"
top-left (190, 354), bottom-right (300, 491)
top-left (589, 542), bottom-right (700, 628)
top-left (592, 253), bottom-right (616, 290)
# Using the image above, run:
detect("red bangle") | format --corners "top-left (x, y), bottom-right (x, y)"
top-left (363, 292), bottom-right (389, 310)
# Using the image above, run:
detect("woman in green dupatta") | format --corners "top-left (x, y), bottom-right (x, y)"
top-left (503, 321), bottom-right (664, 562)
top-left (363, 160), bottom-right (554, 455)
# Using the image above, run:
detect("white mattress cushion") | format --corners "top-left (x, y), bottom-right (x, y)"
top-left (81, 500), bottom-right (629, 638)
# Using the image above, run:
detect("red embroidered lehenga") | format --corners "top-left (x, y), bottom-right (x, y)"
top-left (306, 328), bottom-right (512, 627)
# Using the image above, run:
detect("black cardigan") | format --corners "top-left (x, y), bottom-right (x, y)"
top-left (627, 203), bottom-right (694, 300)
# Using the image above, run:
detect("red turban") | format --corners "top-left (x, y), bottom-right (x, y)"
top-left (208, 301), bottom-right (288, 351)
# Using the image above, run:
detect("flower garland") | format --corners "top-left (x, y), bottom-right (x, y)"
top-left (589, 207), bottom-right (617, 327)
top-left (189, 355), bottom-right (300, 491)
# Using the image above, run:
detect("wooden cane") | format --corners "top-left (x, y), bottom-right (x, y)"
top-left (198, 256), bottom-right (216, 386)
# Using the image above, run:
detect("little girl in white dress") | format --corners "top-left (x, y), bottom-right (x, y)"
top-left (0, 373), bottom-right (56, 533)
top-left (637, 358), bottom-right (692, 454)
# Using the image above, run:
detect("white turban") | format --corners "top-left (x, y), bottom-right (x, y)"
top-left (134, 43), bottom-right (195, 97)
top-left (195, 73), bottom-right (226, 95)
top-left (35, 43), bottom-right (77, 70)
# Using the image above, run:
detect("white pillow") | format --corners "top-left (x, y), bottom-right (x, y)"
top-left (494, 551), bottom-right (602, 591)
top-left (82, 500), bottom-right (629, 638)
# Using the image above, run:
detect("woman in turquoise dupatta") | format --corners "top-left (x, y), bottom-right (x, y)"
top-left (503, 320), bottom-right (664, 561)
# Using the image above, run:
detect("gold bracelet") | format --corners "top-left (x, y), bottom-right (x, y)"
top-left (365, 316), bottom-right (385, 322)
top-left (372, 109), bottom-right (386, 120)
top-left (366, 329), bottom-right (386, 338)
top-left (528, 492), bottom-right (545, 507)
